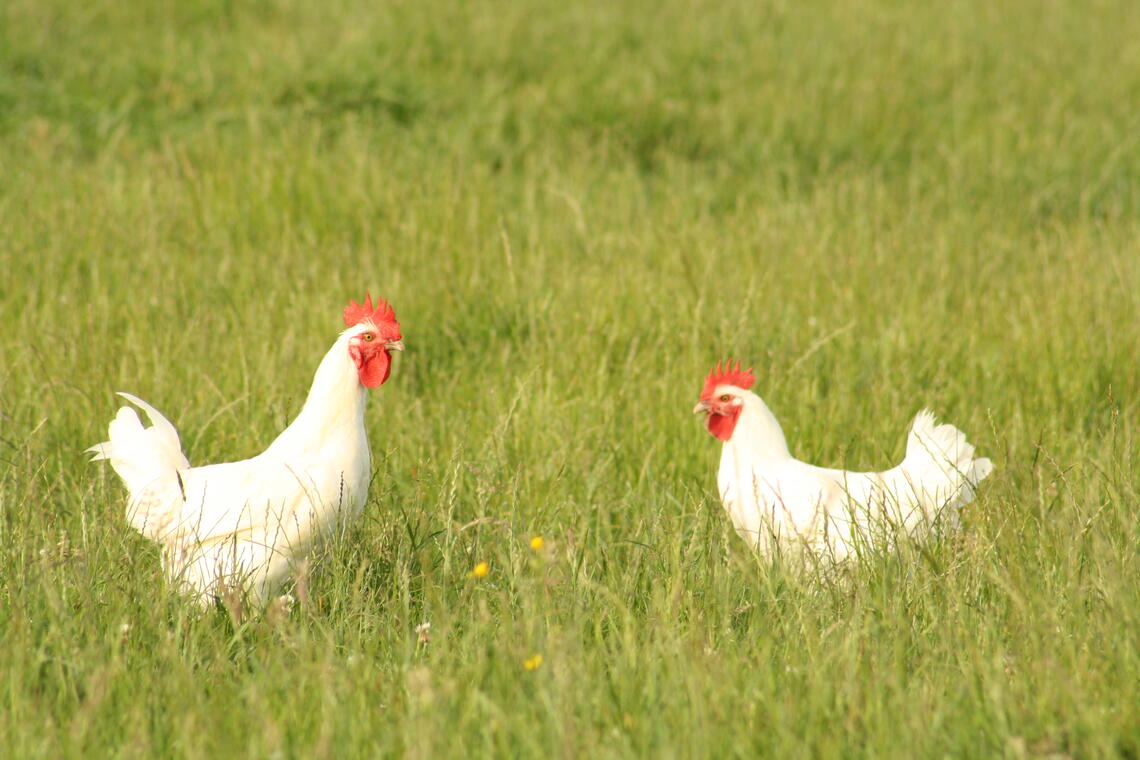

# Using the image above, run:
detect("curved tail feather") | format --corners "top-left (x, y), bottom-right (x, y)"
top-left (900, 409), bottom-right (993, 515)
top-left (87, 394), bottom-right (190, 536)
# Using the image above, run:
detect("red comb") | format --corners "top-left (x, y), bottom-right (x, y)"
top-left (344, 293), bottom-right (397, 327)
top-left (701, 360), bottom-right (755, 400)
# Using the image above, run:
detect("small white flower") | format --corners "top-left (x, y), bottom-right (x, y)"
top-left (266, 593), bottom-right (295, 625)
top-left (119, 622), bottom-right (132, 636)
top-left (415, 621), bottom-right (432, 644)
top-left (276, 594), bottom-right (295, 614)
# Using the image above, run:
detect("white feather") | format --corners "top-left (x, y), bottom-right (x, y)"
top-left (711, 390), bottom-right (993, 560)
top-left (89, 323), bottom-right (385, 605)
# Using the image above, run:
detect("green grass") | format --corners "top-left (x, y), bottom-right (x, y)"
top-left (2, 0), bottom-right (1140, 756)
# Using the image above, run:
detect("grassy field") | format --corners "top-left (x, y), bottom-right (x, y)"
top-left (2, 0), bottom-right (1139, 756)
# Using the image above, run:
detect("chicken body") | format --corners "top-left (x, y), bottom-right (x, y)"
top-left (696, 363), bottom-right (993, 559)
top-left (88, 298), bottom-right (402, 605)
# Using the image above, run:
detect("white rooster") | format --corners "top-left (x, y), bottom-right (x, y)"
top-left (693, 361), bottom-right (993, 560)
top-left (88, 295), bottom-right (403, 605)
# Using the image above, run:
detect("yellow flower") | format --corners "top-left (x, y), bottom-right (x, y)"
top-left (524, 654), bottom-right (543, 671)
top-left (529, 536), bottom-right (544, 550)
top-left (470, 561), bottom-right (489, 579)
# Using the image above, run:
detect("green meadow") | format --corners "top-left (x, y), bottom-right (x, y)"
top-left (2, 0), bottom-right (1139, 755)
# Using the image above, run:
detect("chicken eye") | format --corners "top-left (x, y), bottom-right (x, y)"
top-left (362, 333), bottom-right (375, 342)
top-left (719, 394), bottom-right (731, 402)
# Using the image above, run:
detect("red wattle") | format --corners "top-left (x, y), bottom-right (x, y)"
top-left (707, 408), bottom-right (742, 442)
top-left (359, 352), bottom-right (391, 388)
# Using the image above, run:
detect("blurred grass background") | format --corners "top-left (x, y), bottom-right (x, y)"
top-left (2, 0), bottom-right (1138, 756)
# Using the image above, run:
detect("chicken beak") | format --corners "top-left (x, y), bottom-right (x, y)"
top-left (693, 400), bottom-right (711, 415)
top-left (386, 339), bottom-right (405, 352)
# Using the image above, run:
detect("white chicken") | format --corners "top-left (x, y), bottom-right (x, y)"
top-left (88, 295), bottom-right (403, 605)
top-left (693, 361), bottom-right (993, 560)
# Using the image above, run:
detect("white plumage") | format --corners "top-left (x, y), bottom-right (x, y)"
top-left (695, 363), bottom-right (993, 560)
top-left (88, 297), bottom-right (402, 605)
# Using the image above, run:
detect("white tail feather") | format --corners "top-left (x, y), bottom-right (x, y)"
top-left (900, 409), bottom-right (993, 513)
top-left (87, 393), bottom-right (190, 503)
